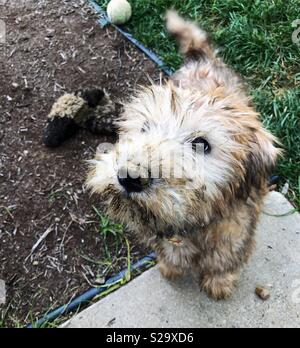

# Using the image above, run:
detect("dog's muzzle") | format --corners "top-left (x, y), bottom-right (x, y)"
top-left (117, 167), bottom-right (151, 193)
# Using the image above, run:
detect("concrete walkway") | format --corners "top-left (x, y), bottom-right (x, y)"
top-left (64, 192), bottom-right (300, 328)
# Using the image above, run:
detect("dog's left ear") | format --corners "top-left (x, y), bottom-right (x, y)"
top-left (244, 129), bottom-right (281, 192)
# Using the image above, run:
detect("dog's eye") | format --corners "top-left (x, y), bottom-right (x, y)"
top-left (192, 137), bottom-right (211, 154)
top-left (141, 121), bottom-right (149, 133)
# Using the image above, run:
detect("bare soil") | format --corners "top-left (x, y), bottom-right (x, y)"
top-left (0, 0), bottom-right (159, 326)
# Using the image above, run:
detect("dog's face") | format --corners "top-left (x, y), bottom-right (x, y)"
top-left (87, 81), bottom-right (279, 230)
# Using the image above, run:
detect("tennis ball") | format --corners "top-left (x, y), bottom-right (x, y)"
top-left (107, 0), bottom-right (132, 25)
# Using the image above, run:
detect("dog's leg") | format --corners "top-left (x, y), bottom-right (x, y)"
top-left (158, 255), bottom-right (185, 281)
top-left (198, 208), bottom-right (257, 300)
top-left (166, 10), bottom-right (216, 62)
top-left (200, 271), bottom-right (240, 300)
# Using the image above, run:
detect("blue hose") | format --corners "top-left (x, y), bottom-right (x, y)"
top-left (27, 252), bottom-right (156, 328)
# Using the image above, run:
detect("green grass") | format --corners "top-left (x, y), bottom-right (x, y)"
top-left (93, 206), bottom-right (124, 239)
top-left (98, 0), bottom-right (300, 207)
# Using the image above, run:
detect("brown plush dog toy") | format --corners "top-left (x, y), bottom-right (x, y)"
top-left (43, 88), bottom-right (119, 147)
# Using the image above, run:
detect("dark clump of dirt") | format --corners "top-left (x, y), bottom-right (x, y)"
top-left (0, 0), bottom-right (159, 326)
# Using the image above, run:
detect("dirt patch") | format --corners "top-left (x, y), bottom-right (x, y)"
top-left (0, 0), bottom-right (159, 326)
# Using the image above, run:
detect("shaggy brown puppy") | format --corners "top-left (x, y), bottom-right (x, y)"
top-left (86, 11), bottom-right (280, 300)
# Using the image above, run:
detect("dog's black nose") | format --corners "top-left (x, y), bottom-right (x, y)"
top-left (118, 170), bottom-right (151, 193)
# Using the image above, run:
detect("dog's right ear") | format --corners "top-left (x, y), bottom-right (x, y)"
top-left (243, 130), bottom-right (281, 193)
top-left (166, 10), bottom-right (216, 62)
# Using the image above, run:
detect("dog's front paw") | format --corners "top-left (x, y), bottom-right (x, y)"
top-left (158, 260), bottom-right (184, 281)
top-left (201, 273), bottom-right (239, 300)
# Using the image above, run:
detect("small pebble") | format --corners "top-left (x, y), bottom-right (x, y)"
top-left (94, 277), bottom-right (105, 285)
top-left (255, 286), bottom-right (270, 301)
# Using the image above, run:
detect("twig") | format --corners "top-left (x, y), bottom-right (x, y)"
top-left (0, 206), bottom-right (14, 220)
top-left (25, 226), bottom-right (54, 262)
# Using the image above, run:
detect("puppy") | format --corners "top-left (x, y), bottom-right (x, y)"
top-left (86, 11), bottom-right (280, 300)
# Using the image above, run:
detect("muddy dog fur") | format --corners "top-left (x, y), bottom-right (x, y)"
top-left (86, 11), bottom-right (281, 300)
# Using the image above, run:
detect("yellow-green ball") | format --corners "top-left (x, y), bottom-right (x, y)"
top-left (107, 0), bottom-right (132, 25)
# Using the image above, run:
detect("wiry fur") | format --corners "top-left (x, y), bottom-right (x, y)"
top-left (48, 94), bottom-right (87, 119)
top-left (86, 11), bottom-right (281, 300)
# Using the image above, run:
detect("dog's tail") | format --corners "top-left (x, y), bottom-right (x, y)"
top-left (166, 10), bottom-right (216, 61)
